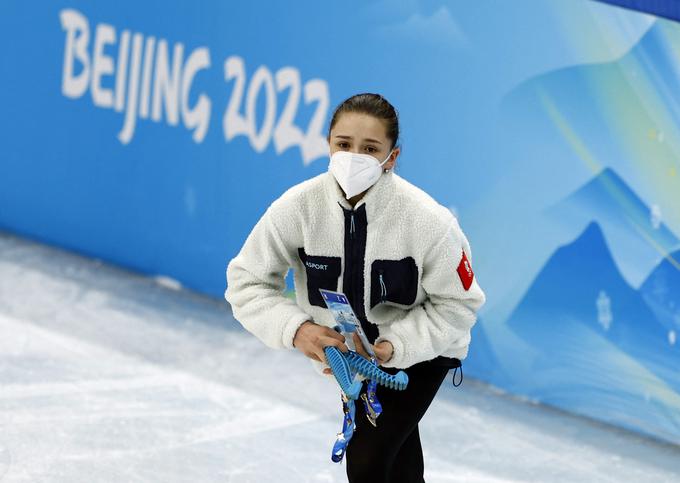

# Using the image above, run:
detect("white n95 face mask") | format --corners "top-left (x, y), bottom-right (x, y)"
top-left (329, 150), bottom-right (393, 199)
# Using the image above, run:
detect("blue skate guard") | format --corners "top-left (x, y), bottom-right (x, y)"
top-left (323, 346), bottom-right (409, 399)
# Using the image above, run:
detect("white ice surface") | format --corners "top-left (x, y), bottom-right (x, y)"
top-left (0, 230), bottom-right (679, 482)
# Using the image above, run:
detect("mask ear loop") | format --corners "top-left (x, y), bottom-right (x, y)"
top-left (382, 150), bottom-right (394, 173)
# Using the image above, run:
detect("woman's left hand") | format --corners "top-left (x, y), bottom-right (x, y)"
top-left (322, 332), bottom-right (394, 375)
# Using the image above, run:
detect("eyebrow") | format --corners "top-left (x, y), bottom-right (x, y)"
top-left (334, 135), bottom-right (383, 145)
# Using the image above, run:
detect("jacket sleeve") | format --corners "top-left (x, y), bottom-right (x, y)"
top-left (224, 201), bottom-right (312, 350)
top-left (374, 218), bottom-right (486, 369)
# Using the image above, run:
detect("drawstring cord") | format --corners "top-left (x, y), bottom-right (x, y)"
top-left (434, 357), bottom-right (464, 387)
top-left (452, 365), bottom-right (463, 387)
top-left (379, 272), bottom-right (387, 302)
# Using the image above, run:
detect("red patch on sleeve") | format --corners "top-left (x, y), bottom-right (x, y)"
top-left (456, 249), bottom-right (474, 291)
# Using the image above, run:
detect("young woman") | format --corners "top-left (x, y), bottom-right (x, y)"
top-left (225, 93), bottom-right (486, 482)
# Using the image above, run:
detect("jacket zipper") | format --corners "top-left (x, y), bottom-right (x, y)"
top-left (349, 211), bottom-right (360, 317)
top-left (338, 201), bottom-right (369, 331)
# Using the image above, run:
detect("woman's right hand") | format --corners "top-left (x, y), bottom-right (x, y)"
top-left (293, 321), bottom-right (348, 365)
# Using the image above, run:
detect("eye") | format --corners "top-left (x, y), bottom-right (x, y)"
top-left (337, 142), bottom-right (350, 150)
top-left (365, 146), bottom-right (378, 154)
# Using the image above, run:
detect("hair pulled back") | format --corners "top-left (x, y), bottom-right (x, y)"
top-left (328, 93), bottom-right (400, 150)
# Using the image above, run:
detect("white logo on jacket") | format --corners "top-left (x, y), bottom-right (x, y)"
top-left (306, 261), bottom-right (328, 270)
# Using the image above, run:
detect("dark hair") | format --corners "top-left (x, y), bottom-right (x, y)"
top-left (327, 93), bottom-right (400, 150)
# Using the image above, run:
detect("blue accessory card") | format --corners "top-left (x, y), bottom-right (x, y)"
top-left (318, 288), bottom-right (375, 357)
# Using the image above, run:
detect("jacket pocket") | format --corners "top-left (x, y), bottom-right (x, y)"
top-left (298, 248), bottom-right (342, 307)
top-left (370, 257), bottom-right (418, 309)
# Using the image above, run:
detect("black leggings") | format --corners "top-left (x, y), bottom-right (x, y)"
top-left (344, 357), bottom-right (451, 483)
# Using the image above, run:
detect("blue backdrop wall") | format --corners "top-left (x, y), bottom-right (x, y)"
top-left (1, 0), bottom-right (679, 445)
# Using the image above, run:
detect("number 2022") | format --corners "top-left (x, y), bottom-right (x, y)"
top-left (223, 56), bottom-right (329, 165)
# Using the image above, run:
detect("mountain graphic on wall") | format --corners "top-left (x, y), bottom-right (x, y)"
top-left (506, 221), bottom-right (680, 391)
top-left (547, 167), bottom-right (680, 288)
top-left (496, 18), bottom-right (680, 445)
top-left (640, 248), bottom-right (680, 334)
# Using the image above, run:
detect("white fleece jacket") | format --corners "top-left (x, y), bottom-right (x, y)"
top-left (224, 167), bottom-right (486, 377)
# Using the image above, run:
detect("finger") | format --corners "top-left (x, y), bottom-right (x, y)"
top-left (374, 352), bottom-right (386, 365)
top-left (309, 352), bottom-right (322, 362)
top-left (352, 333), bottom-right (367, 355)
top-left (326, 327), bottom-right (346, 342)
top-left (322, 337), bottom-right (349, 353)
top-left (374, 342), bottom-right (389, 359)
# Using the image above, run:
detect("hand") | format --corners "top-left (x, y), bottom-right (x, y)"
top-left (356, 332), bottom-right (394, 365)
top-left (293, 321), bottom-right (348, 366)
top-left (321, 332), bottom-right (394, 375)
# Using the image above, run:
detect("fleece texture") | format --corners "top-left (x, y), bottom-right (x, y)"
top-left (225, 167), bottom-right (486, 377)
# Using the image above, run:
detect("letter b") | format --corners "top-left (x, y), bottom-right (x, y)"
top-left (60, 9), bottom-right (91, 99)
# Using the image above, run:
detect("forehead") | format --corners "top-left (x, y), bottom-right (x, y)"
top-left (331, 112), bottom-right (388, 142)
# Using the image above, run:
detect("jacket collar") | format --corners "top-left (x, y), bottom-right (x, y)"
top-left (323, 165), bottom-right (396, 223)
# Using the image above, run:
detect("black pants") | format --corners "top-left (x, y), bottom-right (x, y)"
top-left (345, 357), bottom-right (451, 483)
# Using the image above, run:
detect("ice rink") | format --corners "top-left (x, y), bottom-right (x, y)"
top-left (0, 231), bottom-right (679, 483)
